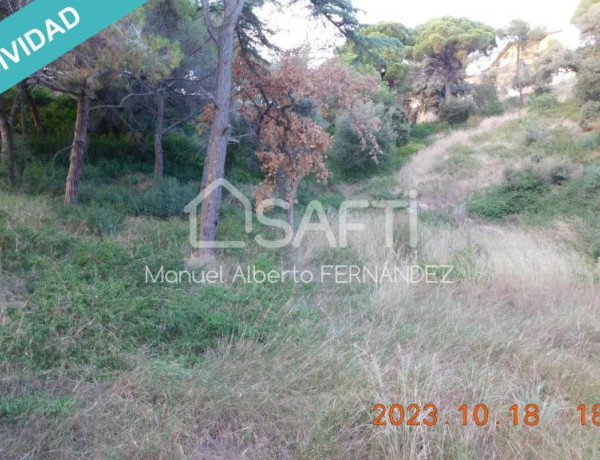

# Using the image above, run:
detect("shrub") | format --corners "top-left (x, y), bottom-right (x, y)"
top-left (532, 158), bottom-right (576, 185)
top-left (438, 97), bottom-right (476, 125)
top-left (330, 102), bottom-right (397, 178)
top-left (546, 162), bottom-right (573, 184)
top-left (163, 134), bottom-right (205, 181)
top-left (575, 61), bottom-right (600, 103)
top-left (79, 177), bottom-right (199, 220)
top-left (529, 93), bottom-right (559, 112)
top-left (523, 118), bottom-right (552, 146)
top-left (390, 107), bottom-right (411, 146)
top-left (409, 122), bottom-right (444, 142)
top-left (21, 161), bottom-right (65, 195)
top-left (134, 177), bottom-right (199, 219)
top-left (468, 170), bottom-right (548, 219)
top-left (472, 74), bottom-right (504, 117)
top-left (580, 101), bottom-right (600, 129)
top-left (583, 119), bottom-right (600, 147)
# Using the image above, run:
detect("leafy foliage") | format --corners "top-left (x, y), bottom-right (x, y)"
top-left (530, 93), bottom-right (559, 112)
top-left (337, 22), bottom-right (411, 87)
top-left (330, 102), bottom-right (397, 176)
top-left (468, 171), bottom-right (549, 219)
top-left (472, 73), bottom-right (504, 116)
top-left (234, 51), bottom-right (381, 216)
top-left (412, 17), bottom-right (496, 98)
top-left (438, 97), bottom-right (476, 125)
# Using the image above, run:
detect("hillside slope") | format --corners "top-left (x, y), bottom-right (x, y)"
top-left (1, 104), bottom-right (600, 458)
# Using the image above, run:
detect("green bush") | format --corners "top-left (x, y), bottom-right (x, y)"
top-left (468, 170), bottom-right (548, 219)
top-left (409, 122), bottom-right (444, 142)
top-left (163, 134), bottom-right (205, 181)
top-left (523, 118), bottom-right (552, 146)
top-left (575, 61), bottom-right (600, 103)
top-left (79, 177), bottom-right (199, 220)
top-left (134, 177), bottom-right (199, 219)
top-left (330, 102), bottom-right (397, 178)
top-left (21, 161), bottom-right (66, 195)
top-left (472, 75), bottom-right (504, 117)
top-left (583, 128), bottom-right (600, 150)
top-left (529, 93), bottom-right (559, 112)
top-left (580, 101), bottom-right (600, 129)
top-left (391, 107), bottom-right (411, 146)
top-left (546, 162), bottom-right (573, 184)
top-left (438, 97), bottom-right (476, 125)
top-left (532, 158), bottom-right (576, 185)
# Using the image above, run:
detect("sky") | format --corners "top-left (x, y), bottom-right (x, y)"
top-left (263, 0), bottom-right (583, 56)
top-left (351, 0), bottom-right (580, 31)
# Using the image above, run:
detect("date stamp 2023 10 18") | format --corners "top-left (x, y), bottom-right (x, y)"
top-left (372, 403), bottom-right (600, 427)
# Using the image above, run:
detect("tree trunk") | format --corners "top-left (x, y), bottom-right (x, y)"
top-left (18, 82), bottom-right (28, 180)
top-left (0, 94), bottom-right (16, 187)
top-left (516, 44), bottom-right (524, 108)
top-left (519, 88), bottom-right (524, 108)
top-left (201, 151), bottom-right (210, 188)
top-left (197, 0), bottom-right (245, 256)
top-left (444, 80), bottom-right (452, 99)
top-left (154, 90), bottom-right (165, 178)
top-left (286, 181), bottom-right (299, 231)
top-left (19, 82), bottom-right (28, 136)
top-left (23, 83), bottom-right (42, 130)
top-left (287, 200), bottom-right (295, 230)
top-left (8, 92), bottom-right (19, 128)
top-left (64, 82), bottom-right (90, 207)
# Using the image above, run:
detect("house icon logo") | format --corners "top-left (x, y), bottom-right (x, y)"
top-left (184, 179), bottom-right (253, 249)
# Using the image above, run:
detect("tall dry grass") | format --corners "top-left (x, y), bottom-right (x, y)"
top-left (4, 203), bottom-right (598, 459)
top-left (3, 116), bottom-right (600, 459)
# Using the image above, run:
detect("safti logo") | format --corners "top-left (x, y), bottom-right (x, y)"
top-left (184, 179), bottom-right (419, 250)
top-left (184, 179), bottom-right (253, 250)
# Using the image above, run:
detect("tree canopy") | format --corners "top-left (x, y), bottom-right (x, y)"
top-left (338, 22), bottom-right (412, 87)
top-left (498, 20), bottom-right (547, 105)
top-left (412, 17), bottom-right (496, 98)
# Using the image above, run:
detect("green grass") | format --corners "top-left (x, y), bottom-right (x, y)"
top-left (409, 122), bottom-right (445, 142)
top-left (468, 164), bottom-right (600, 260)
top-left (530, 97), bottom-right (582, 121)
top-left (0, 191), bottom-right (308, 372)
top-left (3, 107), bottom-right (599, 457)
top-left (471, 118), bottom-right (589, 162)
top-left (434, 144), bottom-right (480, 178)
top-left (469, 168), bottom-right (600, 220)
top-left (468, 171), bottom-right (550, 220)
top-left (360, 175), bottom-right (404, 200)
top-left (0, 393), bottom-right (75, 424)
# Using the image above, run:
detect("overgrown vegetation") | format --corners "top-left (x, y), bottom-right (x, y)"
top-left (1, 0), bottom-right (600, 457)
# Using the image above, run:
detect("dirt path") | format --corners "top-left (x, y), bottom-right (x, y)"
top-left (395, 112), bottom-right (522, 211)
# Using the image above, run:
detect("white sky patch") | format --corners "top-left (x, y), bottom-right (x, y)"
top-left (260, 0), bottom-right (583, 58)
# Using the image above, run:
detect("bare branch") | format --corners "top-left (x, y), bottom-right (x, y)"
top-left (189, 36), bottom-right (213, 57)
top-left (90, 91), bottom-right (158, 111)
top-left (228, 0), bottom-right (246, 29)
top-left (200, 0), bottom-right (219, 43)
top-left (162, 110), bottom-right (204, 135)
